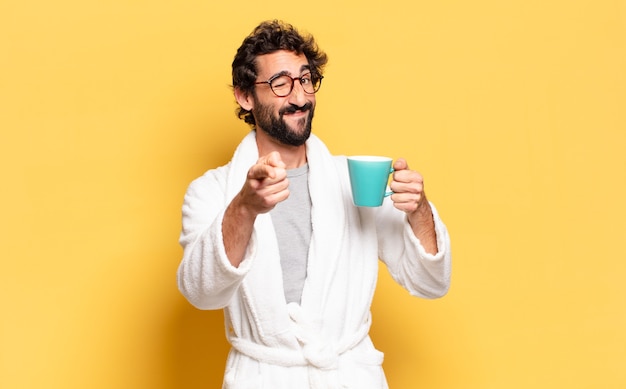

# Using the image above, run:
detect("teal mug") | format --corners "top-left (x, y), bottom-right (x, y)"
top-left (347, 156), bottom-right (394, 207)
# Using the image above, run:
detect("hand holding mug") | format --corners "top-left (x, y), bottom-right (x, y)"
top-left (388, 158), bottom-right (427, 214)
top-left (347, 156), bottom-right (427, 212)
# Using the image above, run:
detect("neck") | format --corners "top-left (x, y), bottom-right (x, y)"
top-left (255, 130), bottom-right (307, 169)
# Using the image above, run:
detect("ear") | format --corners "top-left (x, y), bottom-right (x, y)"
top-left (234, 87), bottom-right (254, 111)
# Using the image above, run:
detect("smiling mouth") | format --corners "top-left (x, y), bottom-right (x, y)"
top-left (284, 109), bottom-right (307, 116)
top-left (281, 102), bottom-right (312, 116)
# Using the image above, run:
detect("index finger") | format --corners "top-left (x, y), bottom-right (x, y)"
top-left (248, 163), bottom-right (276, 180)
top-left (260, 151), bottom-right (286, 169)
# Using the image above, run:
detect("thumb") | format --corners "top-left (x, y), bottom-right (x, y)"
top-left (394, 158), bottom-right (408, 170)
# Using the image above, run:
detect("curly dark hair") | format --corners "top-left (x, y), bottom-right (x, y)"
top-left (232, 20), bottom-right (328, 126)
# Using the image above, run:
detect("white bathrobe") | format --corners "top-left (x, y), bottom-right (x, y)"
top-left (177, 131), bottom-right (451, 389)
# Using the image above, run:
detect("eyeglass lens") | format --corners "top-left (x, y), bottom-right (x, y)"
top-left (270, 74), bottom-right (321, 97)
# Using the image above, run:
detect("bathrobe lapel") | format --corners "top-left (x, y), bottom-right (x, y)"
top-left (224, 131), bottom-right (358, 352)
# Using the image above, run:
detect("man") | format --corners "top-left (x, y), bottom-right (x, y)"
top-left (177, 20), bottom-right (451, 389)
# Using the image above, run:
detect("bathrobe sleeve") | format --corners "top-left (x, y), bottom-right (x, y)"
top-left (177, 165), bottom-right (257, 310)
top-left (376, 201), bottom-right (451, 299)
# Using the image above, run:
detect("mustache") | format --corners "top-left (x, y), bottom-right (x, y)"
top-left (280, 102), bottom-right (313, 115)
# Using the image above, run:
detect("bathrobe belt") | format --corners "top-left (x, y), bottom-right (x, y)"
top-left (228, 306), bottom-right (383, 370)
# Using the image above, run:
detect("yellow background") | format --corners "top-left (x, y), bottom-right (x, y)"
top-left (2, 0), bottom-right (625, 388)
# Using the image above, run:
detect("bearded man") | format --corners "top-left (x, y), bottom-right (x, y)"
top-left (177, 20), bottom-right (451, 389)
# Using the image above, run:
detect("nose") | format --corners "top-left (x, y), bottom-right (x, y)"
top-left (287, 79), bottom-right (309, 106)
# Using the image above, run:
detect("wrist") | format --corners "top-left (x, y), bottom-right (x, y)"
top-left (228, 194), bottom-right (258, 224)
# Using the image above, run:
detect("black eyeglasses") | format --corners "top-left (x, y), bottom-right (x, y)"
top-left (255, 73), bottom-right (323, 97)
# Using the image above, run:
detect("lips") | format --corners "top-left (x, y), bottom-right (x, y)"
top-left (284, 109), bottom-right (308, 117)
top-left (280, 102), bottom-right (313, 116)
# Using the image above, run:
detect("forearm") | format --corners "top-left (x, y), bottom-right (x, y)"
top-left (407, 198), bottom-right (438, 255)
top-left (222, 193), bottom-right (257, 268)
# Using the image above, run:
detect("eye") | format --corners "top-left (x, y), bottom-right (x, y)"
top-left (300, 74), bottom-right (312, 85)
top-left (271, 76), bottom-right (289, 89)
top-left (272, 80), bottom-right (287, 88)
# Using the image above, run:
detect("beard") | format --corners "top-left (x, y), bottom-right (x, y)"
top-left (252, 100), bottom-right (315, 146)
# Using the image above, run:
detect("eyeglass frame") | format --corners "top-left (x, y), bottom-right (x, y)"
top-left (254, 72), bottom-right (324, 97)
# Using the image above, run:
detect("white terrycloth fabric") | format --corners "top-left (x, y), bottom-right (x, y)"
top-left (177, 131), bottom-right (451, 389)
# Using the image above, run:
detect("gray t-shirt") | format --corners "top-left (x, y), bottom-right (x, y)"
top-left (270, 164), bottom-right (312, 304)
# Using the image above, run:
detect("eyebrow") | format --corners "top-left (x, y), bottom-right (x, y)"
top-left (268, 64), bottom-right (312, 80)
